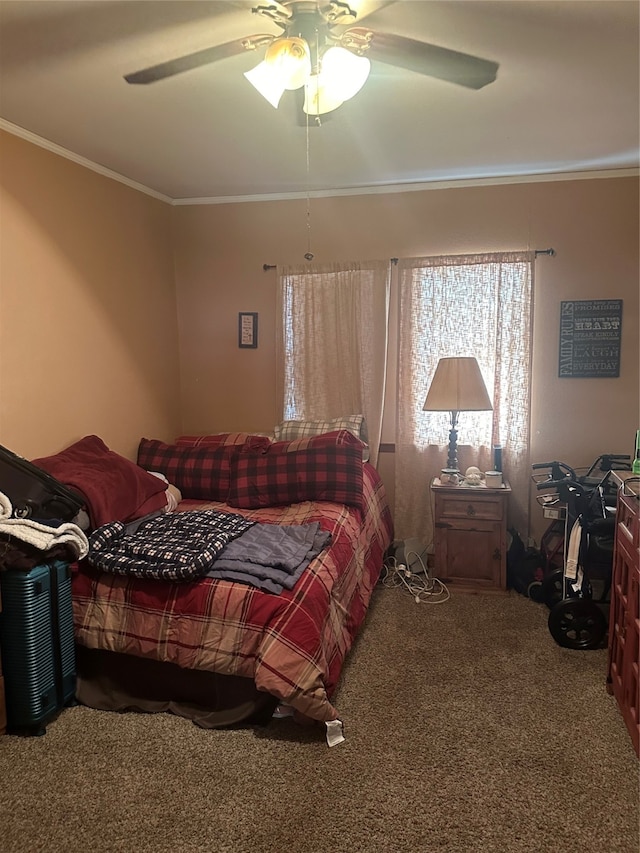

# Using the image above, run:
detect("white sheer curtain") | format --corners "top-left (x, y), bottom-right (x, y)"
top-left (395, 251), bottom-right (534, 544)
top-left (276, 260), bottom-right (390, 466)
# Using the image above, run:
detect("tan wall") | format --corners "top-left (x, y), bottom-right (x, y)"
top-left (1, 129), bottom-right (637, 540)
top-left (173, 177), bottom-right (639, 540)
top-left (0, 131), bottom-right (181, 460)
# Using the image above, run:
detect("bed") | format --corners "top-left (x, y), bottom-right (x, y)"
top-left (34, 426), bottom-right (393, 741)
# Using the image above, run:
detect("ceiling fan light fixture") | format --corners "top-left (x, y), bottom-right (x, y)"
top-left (320, 46), bottom-right (370, 100)
top-left (244, 60), bottom-right (287, 107)
top-left (303, 76), bottom-right (344, 116)
top-left (244, 37), bottom-right (311, 107)
top-left (302, 46), bottom-right (370, 115)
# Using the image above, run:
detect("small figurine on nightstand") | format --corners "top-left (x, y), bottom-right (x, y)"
top-left (463, 466), bottom-right (482, 486)
top-left (440, 469), bottom-right (460, 485)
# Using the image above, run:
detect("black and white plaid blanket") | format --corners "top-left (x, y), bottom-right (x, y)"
top-left (88, 510), bottom-right (255, 582)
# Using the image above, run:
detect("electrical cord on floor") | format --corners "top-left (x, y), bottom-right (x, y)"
top-left (380, 551), bottom-right (450, 604)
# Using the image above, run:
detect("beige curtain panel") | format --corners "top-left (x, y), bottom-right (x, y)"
top-left (276, 260), bottom-right (391, 467)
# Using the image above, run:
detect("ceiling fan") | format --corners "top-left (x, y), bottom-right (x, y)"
top-left (124, 1), bottom-right (499, 116)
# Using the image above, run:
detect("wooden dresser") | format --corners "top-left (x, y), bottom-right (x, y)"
top-left (0, 586), bottom-right (6, 736)
top-left (432, 479), bottom-right (511, 593)
top-left (606, 477), bottom-right (639, 757)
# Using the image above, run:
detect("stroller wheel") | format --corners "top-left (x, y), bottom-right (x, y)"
top-left (542, 568), bottom-right (565, 610)
top-left (527, 580), bottom-right (545, 603)
top-left (548, 599), bottom-right (607, 650)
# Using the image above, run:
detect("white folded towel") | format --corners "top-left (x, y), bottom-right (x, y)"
top-left (0, 490), bottom-right (12, 521)
top-left (0, 490), bottom-right (89, 559)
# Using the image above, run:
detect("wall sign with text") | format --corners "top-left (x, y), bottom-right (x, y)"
top-left (559, 299), bottom-right (622, 378)
top-left (238, 312), bottom-right (258, 348)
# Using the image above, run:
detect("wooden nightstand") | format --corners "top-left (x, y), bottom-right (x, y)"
top-left (432, 478), bottom-right (511, 593)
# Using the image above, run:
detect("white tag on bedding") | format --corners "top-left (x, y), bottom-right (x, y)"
top-left (325, 719), bottom-right (345, 747)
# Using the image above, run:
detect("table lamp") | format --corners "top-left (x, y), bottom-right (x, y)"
top-left (423, 356), bottom-right (493, 470)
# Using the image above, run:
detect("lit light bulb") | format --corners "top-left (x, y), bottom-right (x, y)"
top-left (303, 47), bottom-right (370, 115)
top-left (244, 37), bottom-right (311, 108)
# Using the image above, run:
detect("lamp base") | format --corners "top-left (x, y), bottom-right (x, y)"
top-left (447, 418), bottom-right (459, 471)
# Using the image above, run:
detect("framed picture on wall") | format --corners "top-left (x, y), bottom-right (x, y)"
top-left (238, 312), bottom-right (258, 349)
top-left (558, 299), bottom-right (622, 378)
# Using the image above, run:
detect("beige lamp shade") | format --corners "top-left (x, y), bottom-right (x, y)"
top-left (423, 357), bottom-right (493, 413)
top-left (423, 357), bottom-right (493, 470)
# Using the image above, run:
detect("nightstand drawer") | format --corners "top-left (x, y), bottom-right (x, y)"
top-left (437, 493), bottom-right (505, 521)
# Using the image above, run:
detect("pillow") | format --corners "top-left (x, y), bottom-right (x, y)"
top-left (175, 432), bottom-right (271, 449)
top-left (32, 435), bottom-right (168, 529)
top-left (137, 438), bottom-right (246, 502)
top-left (227, 430), bottom-right (364, 510)
top-left (273, 415), bottom-right (370, 462)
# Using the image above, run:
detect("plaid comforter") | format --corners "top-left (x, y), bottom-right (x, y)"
top-left (72, 463), bottom-right (393, 723)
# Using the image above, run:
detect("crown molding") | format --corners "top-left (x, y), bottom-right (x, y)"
top-left (175, 168), bottom-right (639, 205)
top-left (2, 118), bottom-right (637, 207)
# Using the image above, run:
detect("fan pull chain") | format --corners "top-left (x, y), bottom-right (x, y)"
top-left (303, 28), bottom-right (323, 262)
top-left (304, 114), bottom-right (313, 261)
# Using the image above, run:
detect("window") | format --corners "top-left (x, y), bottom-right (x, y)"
top-left (277, 260), bottom-right (390, 466)
top-left (395, 251), bottom-right (534, 543)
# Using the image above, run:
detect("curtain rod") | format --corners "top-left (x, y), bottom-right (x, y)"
top-left (263, 250), bottom-right (555, 270)
top-left (262, 259), bottom-right (398, 270)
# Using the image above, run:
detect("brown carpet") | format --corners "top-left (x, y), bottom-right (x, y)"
top-left (0, 587), bottom-right (638, 853)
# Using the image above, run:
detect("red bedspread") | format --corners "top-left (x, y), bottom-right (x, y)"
top-left (72, 463), bottom-right (393, 722)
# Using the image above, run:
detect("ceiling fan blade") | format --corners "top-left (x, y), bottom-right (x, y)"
top-left (360, 30), bottom-right (499, 90)
top-left (124, 35), bottom-right (272, 85)
top-left (340, 0), bottom-right (397, 27)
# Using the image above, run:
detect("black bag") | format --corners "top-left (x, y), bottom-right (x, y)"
top-left (0, 444), bottom-right (84, 521)
top-left (507, 528), bottom-right (545, 601)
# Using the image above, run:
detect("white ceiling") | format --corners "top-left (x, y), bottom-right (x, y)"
top-left (0, 0), bottom-right (638, 202)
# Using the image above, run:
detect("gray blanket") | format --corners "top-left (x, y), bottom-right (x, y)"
top-left (206, 521), bottom-right (331, 594)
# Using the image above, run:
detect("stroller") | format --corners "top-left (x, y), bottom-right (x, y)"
top-left (531, 455), bottom-right (630, 650)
